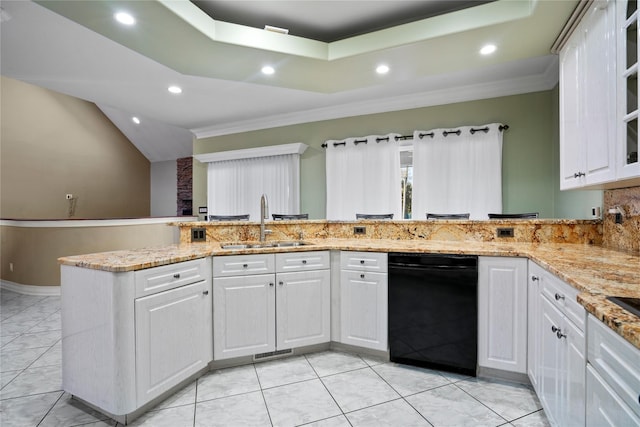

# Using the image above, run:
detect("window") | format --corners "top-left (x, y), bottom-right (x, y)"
top-left (195, 143), bottom-right (307, 220)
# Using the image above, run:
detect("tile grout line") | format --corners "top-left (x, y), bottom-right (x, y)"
top-left (451, 380), bottom-right (511, 424)
top-left (253, 362), bottom-right (275, 427)
top-left (303, 352), bottom-right (354, 426)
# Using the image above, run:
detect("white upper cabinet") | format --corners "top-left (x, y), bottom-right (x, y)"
top-left (560, 0), bottom-right (640, 189)
top-left (560, 0), bottom-right (617, 189)
top-left (617, 0), bottom-right (640, 180)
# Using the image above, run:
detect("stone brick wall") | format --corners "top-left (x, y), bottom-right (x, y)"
top-left (177, 157), bottom-right (193, 216)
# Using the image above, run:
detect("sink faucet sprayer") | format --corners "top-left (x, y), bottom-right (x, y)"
top-left (260, 194), bottom-right (272, 242)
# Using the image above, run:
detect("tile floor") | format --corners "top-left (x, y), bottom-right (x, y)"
top-left (1, 289), bottom-right (550, 426)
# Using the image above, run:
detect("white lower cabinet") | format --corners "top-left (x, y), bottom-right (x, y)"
top-left (213, 273), bottom-right (276, 360)
top-left (339, 251), bottom-right (388, 351)
top-left (478, 257), bottom-right (528, 374)
top-left (135, 280), bottom-right (212, 405)
top-left (213, 251), bottom-right (330, 360)
top-left (586, 314), bottom-right (640, 426)
top-left (538, 279), bottom-right (586, 427)
top-left (527, 261), bottom-right (544, 392)
top-left (61, 258), bottom-right (213, 420)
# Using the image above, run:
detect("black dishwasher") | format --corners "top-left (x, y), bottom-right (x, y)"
top-left (388, 253), bottom-right (478, 376)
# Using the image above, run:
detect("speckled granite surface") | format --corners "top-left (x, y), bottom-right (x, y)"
top-left (59, 237), bottom-right (640, 350)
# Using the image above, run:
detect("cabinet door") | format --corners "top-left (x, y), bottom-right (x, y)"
top-left (583, 0), bottom-right (617, 185)
top-left (587, 365), bottom-right (640, 427)
top-left (564, 317), bottom-right (586, 427)
top-left (276, 270), bottom-right (330, 349)
top-left (478, 257), bottom-right (528, 374)
top-left (135, 280), bottom-right (212, 405)
top-left (213, 274), bottom-right (275, 360)
top-left (560, 36), bottom-right (585, 190)
top-left (617, 0), bottom-right (640, 181)
top-left (527, 263), bottom-right (543, 392)
top-left (340, 270), bottom-right (388, 351)
top-left (539, 296), bottom-right (564, 426)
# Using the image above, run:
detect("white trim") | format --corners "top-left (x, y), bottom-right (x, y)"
top-left (0, 217), bottom-right (196, 228)
top-left (191, 58), bottom-right (560, 139)
top-left (193, 143), bottom-right (308, 163)
top-left (1, 280), bottom-right (61, 296)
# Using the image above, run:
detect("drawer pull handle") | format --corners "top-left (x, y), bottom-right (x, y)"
top-left (202, 290), bottom-right (209, 295)
top-left (360, 274), bottom-right (365, 279)
top-left (243, 264), bottom-right (248, 268)
top-left (555, 293), bottom-right (565, 301)
top-left (531, 276), bottom-right (539, 281)
top-left (360, 260), bottom-right (365, 264)
top-left (302, 260), bottom-right (307, 264)
top-left (173, 273), bottom-right (181, 279)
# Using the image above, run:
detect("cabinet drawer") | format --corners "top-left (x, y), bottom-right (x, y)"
top-left (588, 314), bottom-right (640, 418)
top-left (340, 251), bottom-right (387, 273)
top-left (276, 251), bottom-right (330, 272)
top-left (213, 254), bottom-right (275, 277)
top-left (541, 272), bottom-right (585, 331)
top-left (135, 258), bottom-right (210, 298)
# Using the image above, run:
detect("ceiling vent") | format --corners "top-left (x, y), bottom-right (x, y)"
top-left (264, 25), bottom-right (289, 35)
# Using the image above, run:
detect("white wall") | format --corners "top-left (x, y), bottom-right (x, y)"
top-left (151, 160), bottom-right (177, 216)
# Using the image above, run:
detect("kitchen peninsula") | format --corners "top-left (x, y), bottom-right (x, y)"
top-left (58, 219), bottom-right (640, 425)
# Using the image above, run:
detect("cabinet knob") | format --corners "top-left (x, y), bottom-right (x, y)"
top-left (279, 281), bottom-right (284, 286)
top-left (360, 260), bottom-right (365, 264)
top-left (202, 290), bottom-right (209, 295)
top-left (360, 274), bottom-right (365, 279)
top-left (556, 330), bottom-right (567, 339)
top-left (302, 259), bottom-right (307, 264)
top-left (573, 172), bottom-right (585, 178)
top-left (269, 282), bottom-right (274, 287)
top-left (531, 276), bottom-right (539, 282)
top-left (555, 293), bottom-right (565, 301)
top-left (551, 325), bottom-right (560, 333)
top-left (173, 273), bottom-right (181, 279)
top-left (243, 264), bottom-right (248, 268)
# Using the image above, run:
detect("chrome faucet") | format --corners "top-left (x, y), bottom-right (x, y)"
top-left (260, 194), bottom-right (272, 242)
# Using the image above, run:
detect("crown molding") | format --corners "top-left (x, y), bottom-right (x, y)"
top-left (192, 56), bottom-right (560, 140)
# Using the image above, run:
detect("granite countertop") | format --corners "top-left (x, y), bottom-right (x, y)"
top-left (59, 239), bottom-right (640, 349)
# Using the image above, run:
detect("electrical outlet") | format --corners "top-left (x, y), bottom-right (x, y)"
top-left (354, 226), bottom-right (366, 235)
top-left (65, 194), bottom-right (73, 200)
top-left (496, 227), bottom-right (514, 238)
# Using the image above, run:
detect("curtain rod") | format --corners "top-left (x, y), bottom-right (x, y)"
top-left (322, 124), bottom-right (509, 147)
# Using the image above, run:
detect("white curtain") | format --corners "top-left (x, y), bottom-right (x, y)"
top-left (207, 154), bottom-right (300, 220)
top-left (325, 134), bottom-right (401, 220)
top-left (412, 124), bottom-right (503, 220)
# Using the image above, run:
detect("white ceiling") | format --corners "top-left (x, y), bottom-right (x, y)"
top-left (0, 0), bottom-right (577, 162)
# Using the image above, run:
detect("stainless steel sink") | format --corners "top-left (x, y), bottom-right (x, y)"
top-left (220, 241), bottom-right (312, 249)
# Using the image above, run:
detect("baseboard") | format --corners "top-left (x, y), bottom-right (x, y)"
top-left (1, 280), bottom-right (61, 296)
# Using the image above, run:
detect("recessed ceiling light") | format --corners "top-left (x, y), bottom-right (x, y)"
top-left (376, 65), bottom-right (390, 74)
top-left (167, 85), bottom-right (182, 94)
top-left (114, 12), bottom-right (135, 26)
top-left (480, 44), bottom-right (497, 55)
top-left (132, 117), bottom-right (140, 124)
top-left (261, 66), bottom-right (275, 75)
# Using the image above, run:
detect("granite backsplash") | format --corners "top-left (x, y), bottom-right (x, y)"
top-left (603, 186), bottom-right (640, 253)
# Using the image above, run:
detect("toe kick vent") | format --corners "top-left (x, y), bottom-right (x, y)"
top-left (496, 227), bottom-right (515, 238)
top-left (254, 348), bottom-right (293, 361)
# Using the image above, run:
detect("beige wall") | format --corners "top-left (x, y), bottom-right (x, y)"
top-left (0, 223), bottom-right (178, 286)
top-left (0, 76), bottom-right (150, 219)
top-left (194, 90), bottom-right (602, 219)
